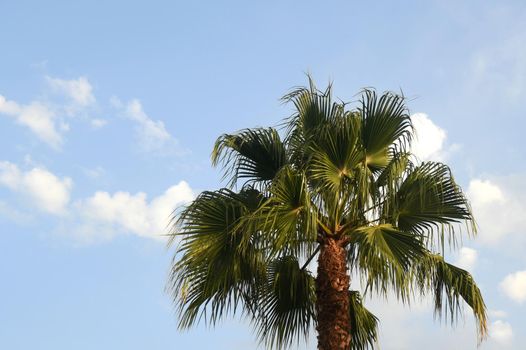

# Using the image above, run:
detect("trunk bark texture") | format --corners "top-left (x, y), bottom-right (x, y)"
top-left (316, 237), bottom-right (351, 350)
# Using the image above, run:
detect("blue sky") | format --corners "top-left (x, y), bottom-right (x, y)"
top-left (1, 1), bottom-right (525, 349)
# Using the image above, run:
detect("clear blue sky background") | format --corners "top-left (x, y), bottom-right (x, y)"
top-left (1, 1), bottom-right (525, 349)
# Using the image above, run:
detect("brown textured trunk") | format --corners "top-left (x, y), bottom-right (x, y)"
top-left (316, 237), bottom-right (351, 350)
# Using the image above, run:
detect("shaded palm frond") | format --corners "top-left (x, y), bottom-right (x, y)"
top-left (168, 188), bottom-right (266, 328)
top-left (348, 290), bottom-right (379, 350)
top-left (212, 127), bottom-right (287, 187)
top-left (413, 254), bottom-right (488, 342)
top-left (347, 224), bottom-right (427, 300)
top-left (253, 256), bottom-right (316, 349)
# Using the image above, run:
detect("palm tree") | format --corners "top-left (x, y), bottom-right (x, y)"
top-left (167, 79), bottom-right (487, 350)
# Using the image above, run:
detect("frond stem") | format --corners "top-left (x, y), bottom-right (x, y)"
top-left (317, 219), bottom-right (333, 236)
top-left (301, 245), bottom-right (321, 271)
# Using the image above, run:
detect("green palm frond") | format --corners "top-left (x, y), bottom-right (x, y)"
top-left (253, 256), bottom-right (316, 349)
top-left (393, 162), bottom-right (475, 249)
top-left (168, 188), bottom-right (266, 328)
top-left (251, 166), bottom-right (318, 257)
top-left (283, 80), bottom-right (347, 168)
top-left (375, 151), bottom-right (413, 188)
top-left (360, 89), bottom-right (412, 172)
top-left (348, 291), bottom-right (379, 350)
top-left (347, 224), bottom-right (427, 300)
top-left (212, 127), bottom-right (287, 187)
top-left (307, 114), bottom-right (363, 193)
top-left (414, 254), bottom-right (488, 342)
top-left (282, 78), bottom-right (338, 135)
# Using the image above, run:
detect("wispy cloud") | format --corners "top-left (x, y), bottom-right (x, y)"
top-left (469, 29), bottom-right (526, 101)
top-left (90, 118), bottom-right (107, 128)
top-left (46, 76), bottom-right (95, 107)
top-left (112, 97), bottom-right (187, 156)
top-left (0, 200), bottom-right (33, 223)
top-left (0, 95), bottom-right (63, 148)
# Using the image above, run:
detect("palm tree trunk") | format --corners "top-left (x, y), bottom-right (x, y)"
top-left (316, 237), bottom-right (351, 350)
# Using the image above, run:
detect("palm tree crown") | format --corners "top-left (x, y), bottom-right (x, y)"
top-left (168, 79), bottom-right (487, 349)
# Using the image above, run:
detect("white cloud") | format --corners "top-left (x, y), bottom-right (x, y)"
top-left (0, 95), bottom-right (63, 148)
top-left (500, 270), bottom-right (526, 303)
top-left (411, 113), bottom-right (448, 161)
top-left (0, 76), bottom-right (100, 148)
top-left (77, 181), bottom-right (194, 240)
top-left (454, 247), bottom-right (478, 272)
top-left (0, 94), bottom-right (21, 114)
top-left (468, 179), bottom-right (505, 205)
top-left (18, 102), bottom-right (63, 148)
top-left (409, 113), bottom-right (461, 164)
top-left (467, 177), bottom-right (526, 243)
top-left (46, 76), bottom-right (95, 106)
top-left (0, 161), bottom-right (72, 215)
top-left (489, 320), bottom-right (513, 346)
top-left (0, 159), bottom-right (194, 242)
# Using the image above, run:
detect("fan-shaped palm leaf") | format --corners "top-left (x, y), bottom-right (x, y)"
top-left (393, 162), bottom-right (475, 249)
top-left (252, 256), bottom-right (316, 349)
top-left (307, 114), bottom-right (363, 193)
top-left (168, 188), bottom-right (266, 328)
top-left (249, 166), bottom-right (318, 257)
top-left (360, 89), bottom-right (412, 171)
top-left (347, 224), bottom-right (427, 299)
top-left (212, 128), bottom-right (287, 187)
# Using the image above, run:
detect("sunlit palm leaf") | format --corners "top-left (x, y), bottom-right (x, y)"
top-left (282, 78), bottom-right (338, 136)
top-left (283, 79), bottom-right (347, 168)
top-left (360, 89), bottom-right (412, 171)
top-left (308, 114), bottom-right (363, 193)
